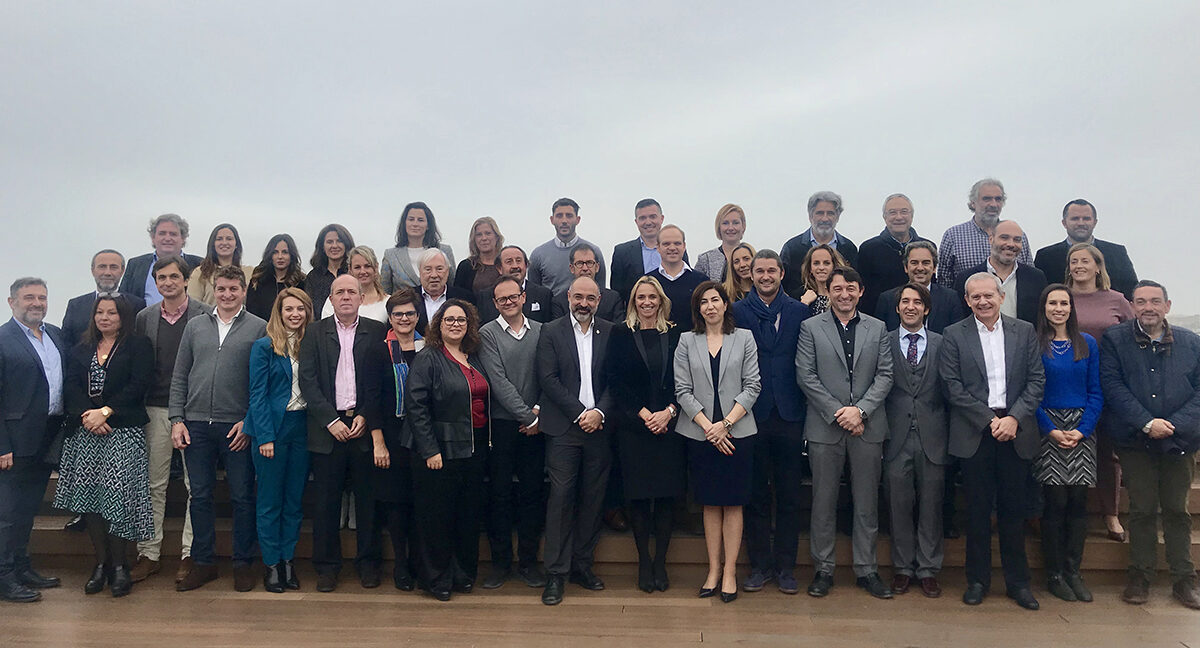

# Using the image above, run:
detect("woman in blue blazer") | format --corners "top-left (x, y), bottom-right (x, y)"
top-left (245, 287), bottom-right (314, 593)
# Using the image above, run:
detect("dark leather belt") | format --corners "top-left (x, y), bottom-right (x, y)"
top-left (337, 409), bottom-right (356, 419)
top-left (992, 408), bottom-right (1008, 417)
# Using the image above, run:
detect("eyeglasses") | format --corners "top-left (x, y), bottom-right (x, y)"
top-left (571, 260), bottom-right (597, 268)
top-left (442, 316), bottom-right (469, 325)
top-left (390, 310), bottom-right (418, 319)
top-left (494, 293), bottom-right (522, 305)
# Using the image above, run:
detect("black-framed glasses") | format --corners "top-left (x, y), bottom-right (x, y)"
top-left (494, 293), bottom-right (522, 305)
top-left (442, 316), bottom-right (469, 325)
top-left (390, 310), bottom-right (418, 319)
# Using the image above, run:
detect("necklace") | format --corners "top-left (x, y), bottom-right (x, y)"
top-left (1050, 339), bottom-right (1072, 356)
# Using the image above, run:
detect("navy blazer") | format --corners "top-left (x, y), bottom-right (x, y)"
top-left (875, 283), bottom-right (966, 334)
top-left (536, 316), bottom-right (616, 437)
top-left (1035, 238), bottom-right (1138, 300)
top-left (732, 292), bottom-right (812, 424)
top-left (0, 318), bottom-right (67, 457)
top-left (61, 291), bottom-right (146, 350)
top-left (117, 252), bottom-right (204, 301)
top-left (953, 261), bottom-right (1047, 325)
top-left (244, 337), bottom-right (300, 446)
top-left (609, 238), bottom-right (690, 308)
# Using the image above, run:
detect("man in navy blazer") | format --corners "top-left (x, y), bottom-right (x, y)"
top-left (875, 241), bottom-right (965, 334)
top-left (1034, 199), bottom-right (1138, 299)
top-left (117, 214), bottom-right (203, 306)
top-left (0, 278), bottom-right (66, 602)
top-left (952, 220), bottom-right (1047, 325)
top-left (780, 191), bottom-right (859, 296)
top-left (61, 249), bottom-right (146, 350)
top-left (732, 250), bottom-right (811, 594)
top-left (610, 199), bottom-right (690, 307)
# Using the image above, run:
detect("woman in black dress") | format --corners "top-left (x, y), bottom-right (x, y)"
top-left (304, 224), bottom-right (355, 311)
top-left (245, 233), bottom-right (307, 320)
top-left (607, 276), bottom-right (686, 593)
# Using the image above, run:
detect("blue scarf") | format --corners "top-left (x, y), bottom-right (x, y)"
top-left (742, 288), bottom-right (785, 351)
top-left (386, 330), bottom-right (422, 418)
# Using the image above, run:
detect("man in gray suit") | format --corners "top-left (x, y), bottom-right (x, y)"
top-left (883, 283), bottom-right (949, 599)
top-left (796, 267), bottom-right (894, 599)
top-left (940, 272), bottom-right (1044, 610)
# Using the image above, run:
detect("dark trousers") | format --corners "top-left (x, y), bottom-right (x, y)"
top-left (961, 432), bottom-right (1031, 591)
top-left (486, 419), bottom-right (546, 569)
top-left (744, 414), bottom-right (804, 576)
top-left (310, 436), bottom-right (378, 575)
top-left (184, 420), bottom-right (257, 566)
top-left (1120, 448), bottom-right (1197, 583)
top-left (543, 428), bottom-right (612, 576)
top-left (0, 455), bottom-right (52, 578)
top-left (1040, 484), bottom-right (1088, 576)
top-left (411, 449), bottom-right (486, 593)
top-left (250, 411), bottom-right (309, 566)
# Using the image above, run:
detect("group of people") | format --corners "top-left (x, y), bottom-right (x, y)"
top-left (1, 179), bottom-right (1197, 615)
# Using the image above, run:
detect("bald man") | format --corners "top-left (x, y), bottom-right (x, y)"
top-left (952, 220), bottom-right (1047, 325)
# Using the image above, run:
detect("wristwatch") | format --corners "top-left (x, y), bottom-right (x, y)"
top-left (857, 406), bottom-right (867, 422)
top-left (100, 406), bottom-right (113, 418)
top-left (667, 405), bottom-right (677, 418)
top-left (722, 418), bottom-right (733, 432)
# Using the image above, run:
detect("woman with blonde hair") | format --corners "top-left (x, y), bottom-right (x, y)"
top-left (791, 244), bottom-right (848, 315)
top-left (322, 246), bottom-right (388, 322)
top-left (721, 243), bottom-right (756, 303)
top-left (693, 204), bottom-right (748, 282)
top-left (245, 287), bottom-right (314, 592)
top-left (454, 216), bottom-right (506, 293)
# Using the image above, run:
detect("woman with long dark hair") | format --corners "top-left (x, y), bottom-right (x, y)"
top-left (305, 224), bottom-right (355, 312)
top-left (187, 223), bottom-right (255, 305)
top-left (1033, 284), bottom-right (1103, 603)
top-left (54, 294), bottom-right (154, 597)
top-left (381, 202), bottom-right (457, 292)
top-left (246, 234), bottom-right (307, 320)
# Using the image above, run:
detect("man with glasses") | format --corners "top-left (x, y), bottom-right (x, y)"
top-left (551, 246), bottom-right (623, 323)
top-left (937, 179), bottom-right (1033, 289)
top-left (479, 276), bottom-right (548, 590)
top-left (476, 245), bottom-right (553, 323)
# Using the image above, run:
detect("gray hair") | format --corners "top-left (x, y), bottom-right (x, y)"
top-left (807, 191), bottom-right (844, 216)
top-left (146, 213), bottom-right (190, 240)
top-left (881, 193), bottom-right (913, 213)
top-left (968, 178), bottom-right (1006, 204)
top-left (90, 249), bottom-right (126, 268)
top-left (902, 240), bottom-right (938, 265)
top-left (9, 277), bottom-right (47, 298)
top-left (964, 271), bottom-right (1003, 295)
top-left (416, 247), bottom-right (448, 269)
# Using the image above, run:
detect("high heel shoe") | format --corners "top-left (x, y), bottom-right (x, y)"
top-left (653, 562), bottom-right (670, 592)
top-left (720, 589), bottom-right (738, 603)
top-left (84, 564), bottom-right (108, 595)
top-left (698, 575), bottom-right (720, 598)
top-left (637, 561), bottom-right (654, 593)
top-left (110, 565), bottom-right (132, 598)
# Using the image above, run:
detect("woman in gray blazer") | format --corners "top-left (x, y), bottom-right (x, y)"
top-left (381, 201), bottom-right (456, 292)
top-left (674, 281), bottom-right (761, 603)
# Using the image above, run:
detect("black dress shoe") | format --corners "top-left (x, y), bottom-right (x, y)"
top-left (84, 564), bottom-right (109, 595)
top-left (316, 571), bottom-right (338, 593)
top-left (452, 579), bottom-right (474, 594)
top-left (517, 565), bottom-right (548, 588)
top-left (1007, 587), bottom-right (1040, 610)
top-left (807, 571), bottom-right (834, 597)
top-left (64, 514), bottom-right (87, 533)
top-left (542, 575), bottom-right (565, 605)
top-left (359, 564), bottom-right (381, 589)
top-left (265, 563), bottom-right (285, 594)
top-left (428, 587), bottom-right (452, 601)
top-left (283, 560), bottom-right (300, 590)
top-left (568, 568), bottom-right (604, 591)
top-left (18, 568), bottom-right (60, 589)
top-left (110, 565), bottom-right (133, 598)
top-left (1066, 573), bottom-right (1093, 602)
top-left (1046, 574), bottom-right (1076, 602)
top-left (855, 572), bottom-right (894, 599)
top-left (653, 563), bottom-right (670, 592)
top-left (962, 583), bottom-right (986, 605)
top-left (393, 566), bottom-right (414, 591)
top-left (0, 576), bottom-right (42, 603)
top-left (482, 565), bottom-right (511, 590)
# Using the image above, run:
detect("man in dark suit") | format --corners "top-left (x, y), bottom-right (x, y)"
top-left (876, 241), bottom-right (965, 334)
top-left (780, 191), bottom-right (859, 296)
top-left (476, 245), bottom-right (553, 324)
top-left (1034, 198), bottom-right (1139, 298)
top-left (536, 277), bottom-right (616, 605)
top-left (883, 283), bottom-right (950, 598)
top-left (732, 250), bottom-right (811, 595)
top-left (610, 198), bottom-right (691, 305)
top-left (857, 194), bottom-right (932, 317)
top-left (117, 214), bottom-right (204, 306)
top-left (0, 278), bottom-right (65, 603)
top-left (940, 271), bottom-right (1045, 610)
top-left (551, 246), bottom-right (624, 323)
top-left (953, 220), bottom-right (1047, 324)
top-left (796, 267), bottom-right (894, 599)
top-left (62, 249), bottom-right (146, 350)
top-left (414, 248), bottom-right (474, 336)
top-left (298, 275), bottom-right (388, 592)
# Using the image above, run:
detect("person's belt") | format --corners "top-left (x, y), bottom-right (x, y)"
top-left (991, 408), bottom-right (1008, 417)
top-left (337, 408), bottom-right (356, 419)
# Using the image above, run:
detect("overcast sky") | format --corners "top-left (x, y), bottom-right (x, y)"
top-left (4, 1), bottom-right (1198, 323)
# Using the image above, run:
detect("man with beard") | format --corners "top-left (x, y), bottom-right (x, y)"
top-left (937, 179), bottom-right (1033, 289)
top-left (61, 250), bottom-right (146, 349)
top-left (1035, 199), bottom-right (1139, 299)
top-left (528, 198), bottom-right (607, 295)
top-left (536, 276), bottom-right (615, 605)
top-left (875, 241), bottom-right (965, 334)
top-left (475, 245), bottom-right (553, 323)
top-left (781, 191), bottom-right (859, 297)
top-left (953, 220), bottom-right (1047, 324)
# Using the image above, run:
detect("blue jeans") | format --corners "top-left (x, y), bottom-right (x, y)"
top-left (184, 421), bottom-right (257, 566)
top-left (251, 411), bottom-right (309, 566)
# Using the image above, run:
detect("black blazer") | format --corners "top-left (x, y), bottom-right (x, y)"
top-left (64, 335), bottom-right (153, 429)
top-left (551, 287), bottom-right (625, 323)
top-left (117, 252), bottom-right (204, 300)
top-left (1034, 238), bottom-right (1139, 300)
top-left (876, 283), bottom-right (966, 334)
top-left (297, 316), bottom-right (389, 454)
top-left (403, 345), bottom-right (490, 461)
top-left (415, 286), bottom-right (476, 337)
top-left (856, 229), bottom-right (931, 317)
top-left (0, 319), bottom-right (67, 458)
top-left (536, 316), bottom-right (616, 436)
top-left (605, 324), bottom-right (682, 431)
top-left (61, 292), bottom-right (146, 350)
top-left (609, 238), bottom-right (690, 308)
top-left (953, 261), bottom-right (1047, 325)
top-left (475, 281), bottom-right (553, 324)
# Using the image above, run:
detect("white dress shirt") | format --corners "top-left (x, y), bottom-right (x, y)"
top-left (898, 326), bottom-right (928, 364)
top-left (572, 317), bottom-right (596, 410)
top-left (498, 313), bottom-right (530, 341)
top-left (214, 306), bottom-right (242, 346)
top-left (975, 317), bottom-right (1007, 408)
top-left (422, 289), bottom-right (448, 321)
top-left (986, 261), bottom-right (1019, 320)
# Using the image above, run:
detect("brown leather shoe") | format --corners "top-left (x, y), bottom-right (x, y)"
top-left (1122, 574), bottom-right (1150, 605)
top-left (1173, 577), bottom-right (1200, 610)
top-left (233, 564), bottom-right (256, 592)
top-left (129, 557), bottom-right (160, 583)
top-left (920, 577), bottom-right (942, 598)
top-left (176, 563), bottom-right (218, 592)
top-left (891, 574), bottom-right (911, 594)
top-left (175, 557), bottom-right (194, 584)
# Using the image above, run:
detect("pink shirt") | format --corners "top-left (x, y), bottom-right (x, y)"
top-left (334, 316), bottom-right (359, 410)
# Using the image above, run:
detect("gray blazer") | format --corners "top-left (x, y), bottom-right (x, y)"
top-left (884, 329), bottom-right (949, 464)
top-left (939, 314), bottom-right (1045, 460)
top-left (674, 328), bottom-right (760, 440)
top-left (380, 243), bottom-right (456, 294)
top-left (796, 311), bottom-right (894, 444)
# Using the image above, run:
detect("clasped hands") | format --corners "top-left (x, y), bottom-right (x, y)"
top-left (639, 407), bottom-right (672, 435)
top-left (990, 415), bottom-right (1018, 442)
top-left (1048, 428), bottom-right (1084, 450)
top-left (81, 408), bottom-right (112, 436)
top-left (328, 415), bottom-right (367, 442)
top-left (1147, 418), bottom-right (1175, 440)
top-left (834, 406), bottom-right (864, 436)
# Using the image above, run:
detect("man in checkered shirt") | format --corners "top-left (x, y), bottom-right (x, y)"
top-left (936, 179), bottom-right (1032, 287)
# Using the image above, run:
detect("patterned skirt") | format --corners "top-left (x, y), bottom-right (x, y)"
top-left (1033, 408), bottom-right (1097, 486)
top-left (53, 426), bottom-right (154, 541)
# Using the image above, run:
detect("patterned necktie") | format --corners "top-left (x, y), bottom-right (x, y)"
top-left (906, 333), bottom-right (920, 367)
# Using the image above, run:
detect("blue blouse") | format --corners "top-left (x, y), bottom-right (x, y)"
top-left (1036, 333), bottom-right (1103, 437)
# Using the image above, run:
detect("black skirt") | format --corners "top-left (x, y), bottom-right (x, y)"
top-left (617, 419), bottom-right (687, 500)
top-left (687, 434), bottom-right (755, 507)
